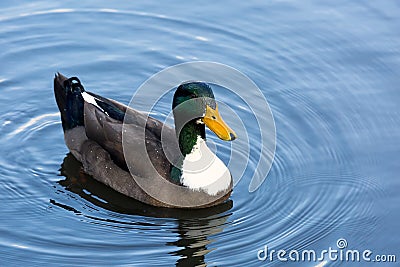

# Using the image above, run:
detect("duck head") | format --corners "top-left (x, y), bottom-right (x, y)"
top-left (170, 82), bottom-right (237, 188)
top-left (172, 82), bottom-right (237, 147)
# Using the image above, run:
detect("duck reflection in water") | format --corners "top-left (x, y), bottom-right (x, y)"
top-left (54, 153), bottom-right (233, 266)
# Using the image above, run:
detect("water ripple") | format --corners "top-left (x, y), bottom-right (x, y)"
top-left (0, 1), bottom-right (398, 266)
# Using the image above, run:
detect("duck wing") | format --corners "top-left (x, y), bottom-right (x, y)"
top-left (82, 91), bottom-right (179, 181)
top-left (54, 73), bottom-right (179, 181)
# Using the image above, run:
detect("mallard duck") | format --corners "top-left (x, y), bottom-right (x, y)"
top-left (54, 73), bottom-right (237, 209)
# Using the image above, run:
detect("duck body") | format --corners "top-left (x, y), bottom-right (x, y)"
top-left (54, 73), bottom-right (236, 209)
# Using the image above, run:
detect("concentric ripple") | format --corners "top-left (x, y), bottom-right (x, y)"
top-left (1, 1), bottom-right (399, 266)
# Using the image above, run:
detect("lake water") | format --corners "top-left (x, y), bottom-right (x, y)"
top-left (0, 1), bottom-right (399, 266)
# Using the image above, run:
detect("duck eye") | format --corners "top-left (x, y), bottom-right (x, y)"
top-left (212, 115), bottom-right (216, 120)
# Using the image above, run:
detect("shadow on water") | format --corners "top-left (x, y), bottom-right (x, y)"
top-left (54, 153), bottom-right (233, 266)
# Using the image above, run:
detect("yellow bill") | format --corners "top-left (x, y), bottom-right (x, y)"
top-left (203, 104), bottom-right (237, 141)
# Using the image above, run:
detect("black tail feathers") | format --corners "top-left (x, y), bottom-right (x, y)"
top-left (54, 73), bottom-right (85, 131)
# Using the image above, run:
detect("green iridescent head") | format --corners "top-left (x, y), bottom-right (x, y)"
top-left (172, 82), bottom-right (237, 143)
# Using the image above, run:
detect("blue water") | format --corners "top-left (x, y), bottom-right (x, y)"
top-left (0, 1), bottom-right (399, 266)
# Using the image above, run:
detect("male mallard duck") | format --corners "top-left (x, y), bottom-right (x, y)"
top-left (54, 73), bottom-right (237, 209)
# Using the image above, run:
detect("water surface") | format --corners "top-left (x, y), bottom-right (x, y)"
top-left (0, 0), bottom-right (399, 266)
